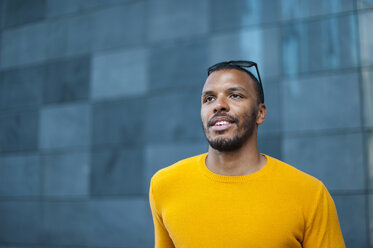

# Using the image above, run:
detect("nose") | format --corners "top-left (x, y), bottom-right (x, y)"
top-left (214, 96), bottom-right (230, 113)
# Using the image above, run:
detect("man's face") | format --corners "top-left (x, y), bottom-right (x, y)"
top-left (201, 69), bottom-right (261, 151)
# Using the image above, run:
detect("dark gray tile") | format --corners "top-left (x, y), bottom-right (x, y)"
top-left (0, 64), bottom-right (44, 110)
top-left (0, 154), bottom-right (40, 197)
top-left (150, 39), bottom-right (208, 91)
top-left (259, 80), bottom-right (281, 134)
top-left (0, 0), bottom-right (3, 29)
top-left (359, 11), bottom-right (373, 66)
top-left (0, 201), bottom-right (41, 243)
top-left (333, 194), bottom-right (368, 248)
top-left (92, 2), bottom-right (146, 51)
top-left (0, 28), bottom-right (18, 68)
top-left (211, 0), bottom-right (281, 31)
top-left (145, 142), bottom-right (207, 188)
top-left (0, 110), bottom-right (39, 152)
top-left (46, 0), bottom-right (134, 18)
top-left (146, 89), bottom-right (205, 143)
top-left (39, 103), bottom-right (90, 150)
top-left (281, 0), bottom-right (354, 20)
top-left (209, 27), bottom-right (281, 79)
top-left (282, 72), bottom-right (361, 132)
top-left (45, 18), bottom-right (69, 59)
top-left (0, 32), bottom-right (2, 66)
top-left (0, 22), bottom-right (47, 69)
top-left (66, 12), bottom-right (94, 56)
top-left (66, 2), bottom-right (146, 56)
top-left (282, 14), bottom-right (358, 75)
top-left (281, 22), bottom-right (303, 76)
top-left (92, 98), bottom-right (146, 146)
top-left (43, 57), bottom-right (90, 104)
top-left (369, 194), bottom-right (373, 247)
top-left (283, 133), bottom-right (365, 191)
top-left (42, 151), bottom-right (89, 197)
top-left (0, 246), bottom-right (38, 248)
top-left (3, 0), bottom-right (45, 28)
top-left (78, 0), bottom-right (132, 10)
top-left (362, 69), bottom-right (373, 128)
top-left (368, 132), bottom-right (373, 190)
top-left (1, 18), bottom-right (67, 66)
top-left (357, 0), bottom-right (373, 9)
top-left (46, 0), bottom-right (80, 18)
top-left (2, 1), bottom-right (146, 66)
top-left (0, 246), bottom-right (31, 248)
top-left (91, 48), bottom-right (148, 100)
top-left (258, 135), bottom-right (282, 160)
top-left (40, 199), bottom-right (153, 247)
top-left (147, 0), bottom-right (208, 42)
top-left (91, 147), bottom-right (144, 195)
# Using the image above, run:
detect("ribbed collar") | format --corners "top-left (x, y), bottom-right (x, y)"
top-left (198, 153), bottom-right (272, 183)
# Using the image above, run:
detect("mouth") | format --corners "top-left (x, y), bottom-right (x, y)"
top-left (208, 115), bottom-right (236, 132)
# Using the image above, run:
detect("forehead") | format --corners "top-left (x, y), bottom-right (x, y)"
top-left (202, 69), bottom-right (255, 92)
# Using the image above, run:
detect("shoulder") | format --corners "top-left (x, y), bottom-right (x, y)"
top-left (266, 155), bottom-right (329, 216)
top-left (150, 153), bottom-right (206, 188)
top-left (267, 155), bottom-right (324, 193)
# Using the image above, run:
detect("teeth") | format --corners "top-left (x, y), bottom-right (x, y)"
top-left (215, 121), bottom-right (230, 126)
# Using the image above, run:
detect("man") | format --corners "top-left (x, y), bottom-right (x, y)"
top-left (149, 60), bottom-right (345, 248)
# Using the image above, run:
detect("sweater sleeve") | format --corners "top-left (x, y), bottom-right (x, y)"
top-left (149, 179), bottom-right (175, 248)
top-left (302, 183), bottom-right (346, 248)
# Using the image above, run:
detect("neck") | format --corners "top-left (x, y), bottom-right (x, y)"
top-left (205, 131), bottom-right (267, 176)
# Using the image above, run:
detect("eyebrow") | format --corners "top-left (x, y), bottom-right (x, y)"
top-left (226, 87), bottom-right (249, 93)
top-left (202, 87), bottom-right (249, 96)
top-left (202, 90), bottom-right (214, 96)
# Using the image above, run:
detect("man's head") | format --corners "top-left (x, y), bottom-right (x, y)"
top-left (207, 61), bottom-right (264, 104)
top-left (201, 61), bottom-right (266, 152)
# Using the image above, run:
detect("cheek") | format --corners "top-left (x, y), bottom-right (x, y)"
top-left (200, 107), bottom-right (209, 123)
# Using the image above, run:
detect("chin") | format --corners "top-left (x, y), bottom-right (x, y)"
top-left (208, 138), bottom-right (244, 152)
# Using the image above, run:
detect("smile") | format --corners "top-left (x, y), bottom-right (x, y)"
top-left (211, 121), bottom-right (233, 131)
top-left (208, 115), bottom-right (236, 132)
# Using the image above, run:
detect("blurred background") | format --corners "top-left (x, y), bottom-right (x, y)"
top-left (0, 0), bottom-right (372, 247)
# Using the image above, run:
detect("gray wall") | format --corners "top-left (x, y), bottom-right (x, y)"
top-left (0, 0), bottom-right (372, 247)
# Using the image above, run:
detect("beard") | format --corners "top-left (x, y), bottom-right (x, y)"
top-left (202, 110), bottom-right (257, 152)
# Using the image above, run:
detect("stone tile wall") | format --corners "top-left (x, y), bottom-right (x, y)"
top-left (0, 0), bottom-right (372, 247)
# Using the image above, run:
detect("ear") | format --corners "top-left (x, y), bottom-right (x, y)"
top-left (256, 103), bottom-right (266, 125)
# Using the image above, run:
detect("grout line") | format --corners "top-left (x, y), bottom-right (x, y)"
top-left (0, 194), bottom-right (148, 202)
top-left (0, 241), bottom-right (135, 248)
top-left (282, 127), bottom-right (367, 138)
top-left (0, 128), bottom-right (371, 157)
top-left (2, 58), bottom-right (372, 81)
top-left (0, 190), bottom-right (371, 203)
top-left (330, 189), bottom-right (373, 195)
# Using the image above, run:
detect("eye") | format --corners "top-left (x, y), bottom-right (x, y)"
top-left (203, 96), bottom-right (215, 103)
top-left (230, 93), bottom-right (242, 99)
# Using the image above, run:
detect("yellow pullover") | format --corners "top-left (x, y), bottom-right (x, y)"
top-left (149, 153), bottom-right (345, 248)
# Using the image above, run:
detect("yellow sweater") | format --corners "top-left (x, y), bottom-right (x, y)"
top-left (149, 153), bottom-right (345, 248)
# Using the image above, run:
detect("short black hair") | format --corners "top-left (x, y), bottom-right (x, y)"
top-left (207, 63), bottom-right (264, 104)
